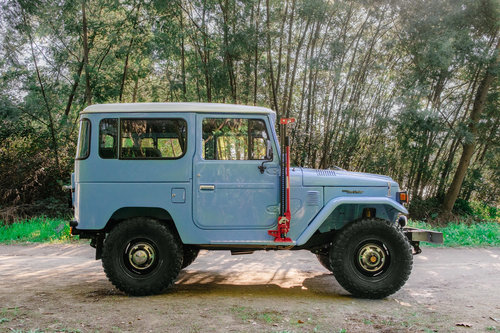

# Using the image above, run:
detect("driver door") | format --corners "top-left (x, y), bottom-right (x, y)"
top-left (193, 115), bottom-right (279, 229)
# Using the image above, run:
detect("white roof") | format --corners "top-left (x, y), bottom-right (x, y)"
top-left (81, 102), bottom-right (275, 114)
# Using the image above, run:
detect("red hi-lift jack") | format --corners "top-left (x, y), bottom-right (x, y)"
top-left (268, 118), bottom-right (295, 242)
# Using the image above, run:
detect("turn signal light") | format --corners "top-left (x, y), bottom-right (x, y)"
top-left (398, 191), bottom-right (408, 204)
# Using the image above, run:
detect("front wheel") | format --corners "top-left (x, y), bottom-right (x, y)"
top-left (102, 218), bottom-right (183, 296)
top-left (329, 219), bottom-right (413, 299)
top-left (315, 253), bottom-right (333, 273)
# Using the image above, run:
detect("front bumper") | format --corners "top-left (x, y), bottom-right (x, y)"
top-left (403, 227), bottom-right (443, 255)
top-left (403, 227), bottom-right (444, 244)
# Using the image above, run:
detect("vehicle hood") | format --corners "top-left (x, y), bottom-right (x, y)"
top-left (300, 168), bottom-right (396, 187)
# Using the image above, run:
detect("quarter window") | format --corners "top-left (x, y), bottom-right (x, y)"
top-left (202, 118), bottom-right (271, 160)
top-left (76, 119), bottom-right (91, 160)
top-left (120, 119), bottom-right (187, 159)
top-left (99, 118), bottom-right (118, 159)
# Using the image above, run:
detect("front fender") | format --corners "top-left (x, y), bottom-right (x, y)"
top-left (295, 197), bottom-right (408, 246)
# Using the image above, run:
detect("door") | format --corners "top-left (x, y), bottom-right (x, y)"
top-left (193, 115), bottom-right (279, 229)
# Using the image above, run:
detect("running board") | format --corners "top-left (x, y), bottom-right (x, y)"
top-left (209, 240), bottom-right (296, 246)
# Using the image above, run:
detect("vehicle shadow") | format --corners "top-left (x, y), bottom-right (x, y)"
top-left (172, 270), bottom-right (349, 299)
top-left (69, 270), bottom-right (351, 301)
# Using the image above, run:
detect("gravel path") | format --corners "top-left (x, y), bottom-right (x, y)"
top-left (0, 244), bottom-right (499, 332)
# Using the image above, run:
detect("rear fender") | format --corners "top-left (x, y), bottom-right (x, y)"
top-left (295, 197), bottom-right (408, 246)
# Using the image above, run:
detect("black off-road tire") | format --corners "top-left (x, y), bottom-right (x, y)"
top-left (329, 218), bottom-right (413, 299)
top-left (315, 253), bottom-right (333, 272)
top-left (182, 246), bottom-right (200, 269)
top-left (102, 217), bottom-right (183, 296)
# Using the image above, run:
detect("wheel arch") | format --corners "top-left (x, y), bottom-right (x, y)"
top-left (318, 203), bottom-right (398, 232)
top-left (295, 197), bottom-right (408, 246)
top-left (105, 207), bottom-right (181, 241)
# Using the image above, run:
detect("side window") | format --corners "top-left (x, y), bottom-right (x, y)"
top-left (76, 119), bottom-right (91, 160)
top-left (120, 119), bottom-right (187, 159)
top-left (202, 118), bottom-right (271, 160)
top-left (99, 118), bottom-right (118, 159)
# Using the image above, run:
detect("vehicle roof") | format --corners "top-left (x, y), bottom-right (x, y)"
top-left (81, 103), bottom-right (275, 114)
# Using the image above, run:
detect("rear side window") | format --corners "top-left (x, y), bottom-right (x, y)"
top-left (120, 119), bottom-right (187, 159)
top-left (76, 119), bottom-right (91, 160)
top-left (99, 118), bottom-right (118, 159)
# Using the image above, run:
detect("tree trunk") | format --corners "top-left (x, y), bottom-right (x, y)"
top-left (266, 0), bottom-right (279, 113)
top-left (64, 59), bottom-right (84, 116)
top-left (82, 0), bottom-right (92, 105)
top-left (180, 11), bottom-right (187, 100)
top-left (253, 0), bottom-right (261, 105)
top-left (441, 39), bottom-right (500, 214)
top-left (22, 8), bottom-right (61, 173)
top-left (119, 3), bottom-right (141, 102)
top-left (219, 0), bottom-right (237, 102)
top-left (132, 77), bottom-right (139, 102)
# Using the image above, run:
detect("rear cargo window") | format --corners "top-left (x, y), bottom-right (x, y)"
top-left (120, 119), bottom-right (187, 159)
top-left (76, 119), bottom-right (91, 160)
top-left (99, 118), bottom-right (118, 159)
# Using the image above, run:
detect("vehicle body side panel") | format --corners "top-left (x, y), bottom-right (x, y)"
top-left (77, 182), bottom-right (191, 230)
top-left (74, 112), bottom-right (195, 233)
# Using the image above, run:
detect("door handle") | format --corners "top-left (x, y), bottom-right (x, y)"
top-left (199, 185), bottom-right (215, 191)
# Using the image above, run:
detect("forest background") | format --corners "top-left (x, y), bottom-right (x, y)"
top-left (0, 0), bottom-right (498, 224)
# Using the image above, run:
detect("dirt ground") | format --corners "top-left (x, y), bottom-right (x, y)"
top-left (0, 244), bottom-right (499, 333)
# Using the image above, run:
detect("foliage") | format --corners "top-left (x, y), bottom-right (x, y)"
top-left (0, 0), bottom-right (498, 221)
top-left (408, 220), bottom-right (500, 247)
top-left (0, 217), bottom-right (73, 243)
top-left (410, 198), bottom-right (499, 223)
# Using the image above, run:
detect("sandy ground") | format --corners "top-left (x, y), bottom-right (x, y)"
top-left (0, 244), bottom-right (499, 333)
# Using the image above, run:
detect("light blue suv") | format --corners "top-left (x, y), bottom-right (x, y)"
top-left (69, 103), bottom-right (442, 298)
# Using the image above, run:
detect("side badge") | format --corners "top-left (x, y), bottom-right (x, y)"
top-left (342, 189), bottom-right (364, 194)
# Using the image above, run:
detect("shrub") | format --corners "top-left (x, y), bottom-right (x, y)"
top-left (0, 131), bottom-right (73, 223)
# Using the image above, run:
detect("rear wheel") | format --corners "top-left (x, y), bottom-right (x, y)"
top-left (182, 246), bottom-right (200, 269)
top-left (102, 217), bottom-right (183, 296)
top-left (329, 218), bottom-right (412, 299)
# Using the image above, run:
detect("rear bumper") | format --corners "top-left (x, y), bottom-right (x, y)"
top-left (403, 227), bottom-right (443, 244)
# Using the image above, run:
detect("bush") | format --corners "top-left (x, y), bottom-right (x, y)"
top-left (409, 197), bottom-right (499, 225)
top-left (0, 129), bottom-right (73, 223)
top-left (408, 197), bottom-right (442, 221)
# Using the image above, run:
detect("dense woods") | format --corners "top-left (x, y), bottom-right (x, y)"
top-left (0, 0), bottom-right (498, 221)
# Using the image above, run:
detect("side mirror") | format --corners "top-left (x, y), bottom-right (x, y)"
top-left (266, 139), bottom-right (273, 160)
top-left (258, 140), bottom-right (274, 174)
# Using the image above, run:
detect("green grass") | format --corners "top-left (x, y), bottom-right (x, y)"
top-left (0, 216), bottom-right (498, 247)
top-left (409, 220), bottom-right (500, 247)
top-left (0, 217), bottom-right (72, 244)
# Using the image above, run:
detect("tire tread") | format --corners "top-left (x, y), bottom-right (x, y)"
top-left (330, 218), bottom-right (413, 299)
top-left (101, 218), bottom-right (183, 296)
